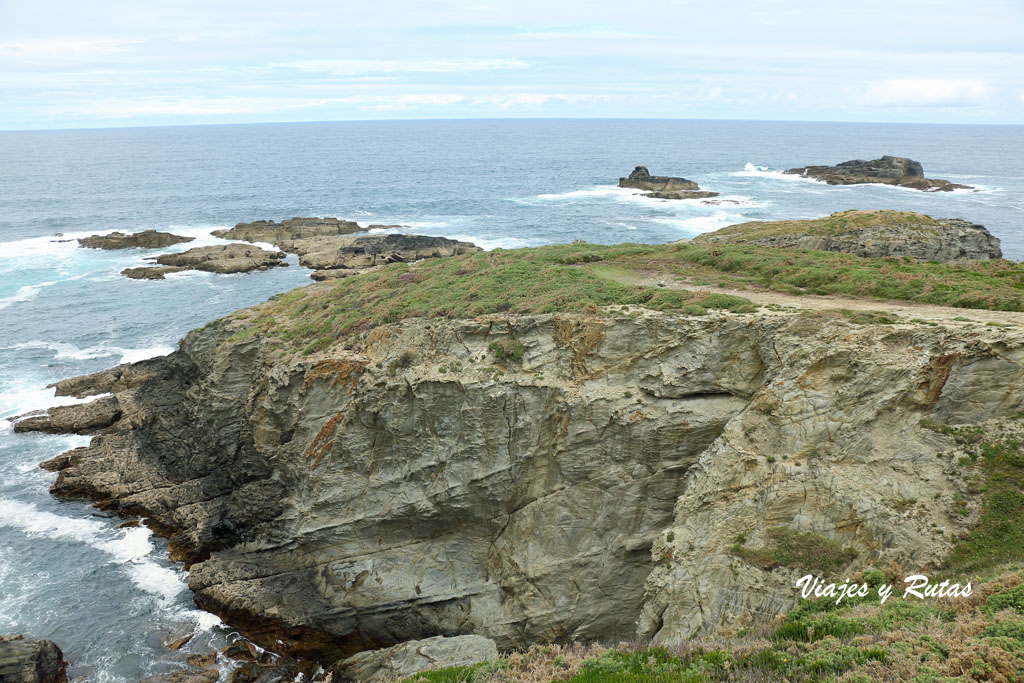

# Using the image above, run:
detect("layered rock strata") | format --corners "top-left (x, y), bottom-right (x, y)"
top-left (24, 304), bottom-right (1024, 664)
top-left (0, 635), bottom-right (68, 683)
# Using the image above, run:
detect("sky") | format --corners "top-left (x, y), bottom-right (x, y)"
top-left (2, 0), bottom-right (1023, 130)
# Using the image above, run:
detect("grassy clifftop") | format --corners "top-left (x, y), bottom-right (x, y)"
top-left (693, 209), bottom-right (945, 242)
top-left (226, 239), bottom-right (1024, 356)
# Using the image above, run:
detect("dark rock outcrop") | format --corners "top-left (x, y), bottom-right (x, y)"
top-left (0, 635), bottom-right (68, 683)
top-left (784, 156), bottom-right (972, 192)
top-left (121, 266), bottom-right (186, 280)
top-left (79, 230), bottom-right (195, 250)
top-left (292, 233), bottom-right (481, 280)
top-left (693, 210), bottom-right (1003, 261)
top-left (618, 166), bottom-right (719, 199)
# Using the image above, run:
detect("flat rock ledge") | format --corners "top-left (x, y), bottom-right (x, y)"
top-left (784, 155), bottom-right (972, 192)
top-left (79, 230), bottom-right (195, 250)
top-left (618, 166), bottom-right (719, 199)
top-left (693, 211), bottom-right (1003, 262)
top-left (213, 217), bottom-right (400, 248)
top-left (296, 233), bottom-right (482, 281)
top-left (120, 244), bottom-right (287, 279)
top-left (0, 635), bottom-right (68, 683)
top-left (329, 636), bottom-right (499, 682)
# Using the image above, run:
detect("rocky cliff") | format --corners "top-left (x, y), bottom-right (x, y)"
top-left (22, 291), bottom-right (1024, 666)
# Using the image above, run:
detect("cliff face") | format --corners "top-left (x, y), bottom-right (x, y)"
top-left (30, 306), bottom-right (1024, 662)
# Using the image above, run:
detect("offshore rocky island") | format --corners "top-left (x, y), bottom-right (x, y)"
top-left (10, 209), bottom-right (1024, 682)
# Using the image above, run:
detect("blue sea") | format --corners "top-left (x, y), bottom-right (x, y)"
top-left (1, 119), bottom-right (1022, 681)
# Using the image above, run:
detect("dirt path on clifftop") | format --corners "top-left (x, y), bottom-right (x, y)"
top-left (640, 273), bottom-right (1024, 326)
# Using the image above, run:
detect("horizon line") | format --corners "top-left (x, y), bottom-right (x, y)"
top-left (3, 115), bottom-right (1023, 134)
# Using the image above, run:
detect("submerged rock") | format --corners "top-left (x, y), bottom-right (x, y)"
top-left (121, 266), bottom-right (186, 280)
top-left (618, 166), bottom-right (719, 199)
top-left (293, 233), bottom-right (481, 280)
top-left (784, 155), bottom-right (972, 192)
top-left (693, 210), bottom-right (1003, 261)
top-left (79, 230), bottom-right (194, 250)
top-left (0, 635), bottom-right (68, 683)
top-left (331, 635), bottom-right (499, 682)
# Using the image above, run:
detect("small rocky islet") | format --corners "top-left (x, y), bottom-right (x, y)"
top-left (618, 165), bottom-right (719, 199)
top-left (784, 154), bottom-right (973, 191)
top-left (13, 206), bottom-right (1024, 681)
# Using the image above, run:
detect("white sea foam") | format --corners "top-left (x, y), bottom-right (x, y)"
top-left (651, 211), bottom-right (746, 235)
top-left (3, 340), bottom-right (173, 365)
top-left (0, 230), bottom-right (111, 261)
top-left (732, 162), bottom-right (820, 182)
top-left (0, 281), bottom-right (59, 310)
top-left (535, 186), bottom-right (647, 201)
top-left (0, 497), bottom-right (188, 603)
top-left (0, 381), bottom-right (114, 426)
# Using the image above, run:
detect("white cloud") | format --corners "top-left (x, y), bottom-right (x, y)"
top-left (49, 94), bottom-right (474, 118)
top-left (51, 96), bottom-right (332, 119)
top-left (0, 39), bottom-right (142, 62)
top-left (268, 59), bottom-right (529, 76)
top-left (469, 93), bottom-right (605, 107)
top-left (863, 79), bottom-right (990, 107)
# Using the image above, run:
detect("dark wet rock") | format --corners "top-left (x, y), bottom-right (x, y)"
top-left (784, 155), bottom-right (972, 192)
top-left (212, 217), bottom-right (369, 247)
top-left (645, 190), bottom-right (720, 200)
top-left (122, 266), bottom-right (186, 280)
top-left (79, 230), bottom-right (194, 250)
top-left (294, 233), bottom-right (480, 280)
top-left (163, 633), bottom-right (195, 651)
top-left (153, 244), bottom-right (287, 275)
top-left (12, 396), bottom-right (121, 435)
top-left (330, 635), bottom-right (498, 682)
top-left (618, 166), bottom-right (719, 199)
top-left (0, 635), bottom-right (68, 683)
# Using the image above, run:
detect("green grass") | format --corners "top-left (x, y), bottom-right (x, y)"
top-left (223, 240), bottom-right (1023, 356)
top-left (731, 528), bottom-right (858, 574)
top-left (926, 424), bottom-right (1024, 573)
top-left (693, 209), bottom-right (944, 242)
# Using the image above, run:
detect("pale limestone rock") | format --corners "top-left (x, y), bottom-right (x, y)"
top-left (333, 635), bottom-right (497, 682)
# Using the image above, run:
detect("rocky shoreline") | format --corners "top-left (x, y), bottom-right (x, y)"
top-left (14, 208), bottom-right (1024, 681)
top-left (16, 252), bottom-right (1024, 680)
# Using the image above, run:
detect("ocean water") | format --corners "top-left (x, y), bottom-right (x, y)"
top-left (0, 119), bottom-right (1022, 680)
